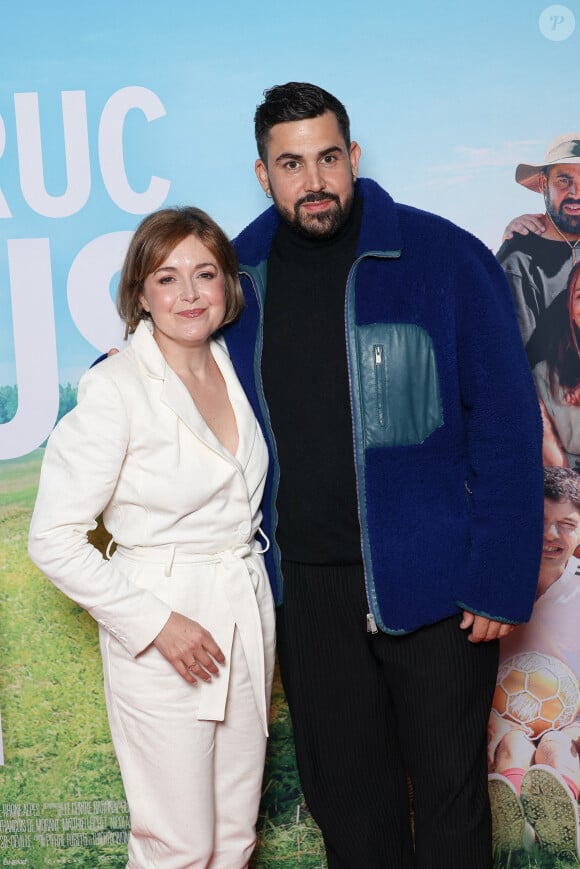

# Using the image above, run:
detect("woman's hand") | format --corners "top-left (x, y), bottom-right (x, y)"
top-left (152, 611), bottom-right (226, 684)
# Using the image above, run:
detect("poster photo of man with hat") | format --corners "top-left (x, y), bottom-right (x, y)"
top-left (497, 133), bottom-right (580, 470)
top-left (498, 133), bottom-right (580, 359)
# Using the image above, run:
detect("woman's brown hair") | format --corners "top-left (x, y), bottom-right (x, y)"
top-left (117, 207), bottom-right (244, 338)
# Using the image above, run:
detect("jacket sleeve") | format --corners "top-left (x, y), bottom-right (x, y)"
top-left (454, 240), bottom-right (544, 624)
top-left (28, 367), bottom-right (172, 656)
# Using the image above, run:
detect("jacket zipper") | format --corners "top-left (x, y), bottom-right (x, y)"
top-left (374, 343), bottom-right (387, 428)
top-left (366, 613), bottom-right (378, 634)
top-left (343, 250), bottom-right (401, 635)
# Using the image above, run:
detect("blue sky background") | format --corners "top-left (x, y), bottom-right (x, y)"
top-left (1, 0), bottom-right (580, 387)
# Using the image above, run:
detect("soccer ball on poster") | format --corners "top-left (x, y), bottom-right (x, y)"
top-left (493, 652), bottom-right (580, 738)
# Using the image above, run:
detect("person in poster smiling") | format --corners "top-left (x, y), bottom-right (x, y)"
top-left (28, 207), bottom-right (275, 869)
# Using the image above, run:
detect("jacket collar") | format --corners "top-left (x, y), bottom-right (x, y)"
top-left (129, 319), bottom-right (165, 379)
top-left (129, 321), bottom-right (253, 469)
top-left (234, 177), bottom-right (403, 266)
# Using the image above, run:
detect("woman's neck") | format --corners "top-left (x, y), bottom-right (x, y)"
top-left (153, 331), bottom-right (214, 380)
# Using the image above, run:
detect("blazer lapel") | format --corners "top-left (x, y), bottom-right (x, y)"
top-left (211, 338), bottom-right (257, 471)
top-left (131, 321), bottom-right (243, 467)
top-left (160, 368), bottom-right (221, 448)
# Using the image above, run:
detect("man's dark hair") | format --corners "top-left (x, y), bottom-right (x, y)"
top-left (544, 466), bottom-right (580, 510)
top-left (254, 82), bottom-right (351, 162)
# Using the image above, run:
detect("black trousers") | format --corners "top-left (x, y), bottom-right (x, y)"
top-left (276, 562), bottom-right (498, 869)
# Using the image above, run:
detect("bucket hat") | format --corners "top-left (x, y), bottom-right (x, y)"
top-left (516, 134), bottom-right (580, 191)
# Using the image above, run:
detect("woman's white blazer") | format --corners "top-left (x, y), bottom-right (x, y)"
top-left (28, 320), bottom-right (274, 733)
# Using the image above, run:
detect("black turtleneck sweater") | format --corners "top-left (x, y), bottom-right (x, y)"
top-left (261, 196), bottom-right (363, 565)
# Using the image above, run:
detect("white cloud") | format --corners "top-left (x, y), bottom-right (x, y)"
top-left (391, 140), bottom-right (546, 196)
top-left (446, 139), bottom-right (544, 171)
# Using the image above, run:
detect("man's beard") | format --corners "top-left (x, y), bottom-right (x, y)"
top-left (274, 188), bottom-right (355, 239)
top-left (546, 189), bottom-right (580, 235)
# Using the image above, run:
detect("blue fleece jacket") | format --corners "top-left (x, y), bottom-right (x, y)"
top-left (223, 177), bottom-right (544, 634)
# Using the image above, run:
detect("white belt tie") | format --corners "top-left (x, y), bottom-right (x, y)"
top-left (115, 535), bottom-right (271, 734)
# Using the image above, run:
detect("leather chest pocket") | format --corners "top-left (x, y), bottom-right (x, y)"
top-left (356, 323), bottom-right (443, 447)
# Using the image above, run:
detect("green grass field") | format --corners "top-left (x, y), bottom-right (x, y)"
top-left (0, 451), bottom-right (325, 868)
top-left (493, 850), bottom-right (580, 868)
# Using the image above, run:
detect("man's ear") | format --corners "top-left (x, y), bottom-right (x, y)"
top-left (255, 159), bottom-right (271, 196)
top-left (349, 141), bottom-right (361, 179)
top-left (538, 173), bottom-right (547, 194)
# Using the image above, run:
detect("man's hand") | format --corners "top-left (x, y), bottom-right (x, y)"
top-left (152, 611), bottom-right (226, 684)
top-left (460, 611), bottom-right (517, 643)
top-left (502, 213), bottom-right (547, 241)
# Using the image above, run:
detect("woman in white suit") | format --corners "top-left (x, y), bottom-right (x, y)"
top-left (28, 207), bottom-right (276, 869)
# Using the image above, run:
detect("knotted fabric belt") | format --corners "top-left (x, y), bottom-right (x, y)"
top-left (113, 534), bottom-right (271, 734)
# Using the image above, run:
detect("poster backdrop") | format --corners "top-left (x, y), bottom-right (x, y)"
top-left (2, 1), bottom-right (580, 866)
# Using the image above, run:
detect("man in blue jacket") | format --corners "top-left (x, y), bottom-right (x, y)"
top-left (223, 82), bottom-right (544, 868)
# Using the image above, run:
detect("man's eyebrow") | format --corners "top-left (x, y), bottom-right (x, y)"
top-left (273, 145), bottom-right (343, 164)
top-left (318, 146), bottom-right (342, 158)
top-left (274, 151), bottom-right (302, 163)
